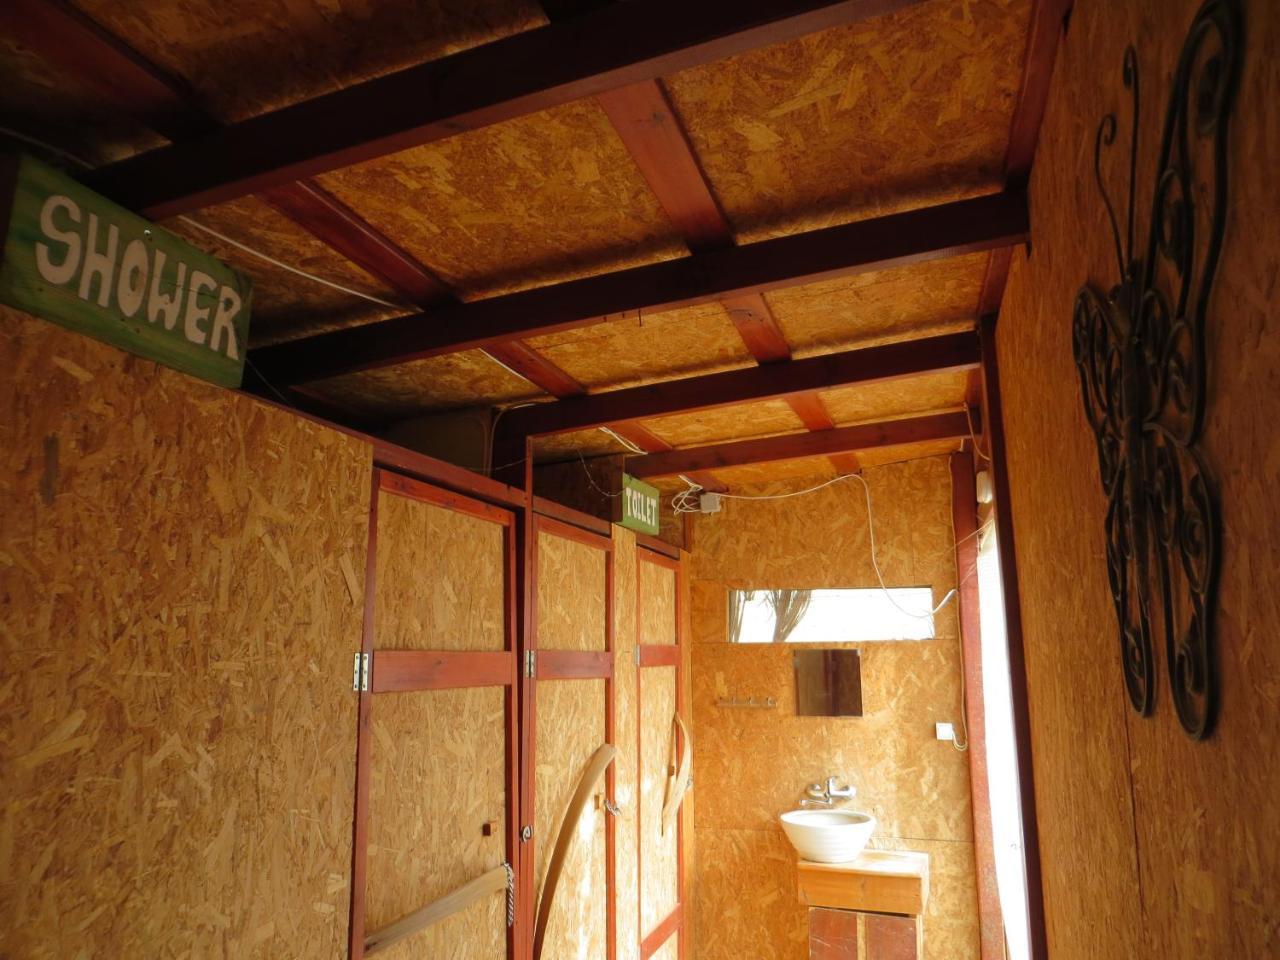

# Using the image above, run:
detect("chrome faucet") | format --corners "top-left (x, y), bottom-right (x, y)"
top-left (799, 776), bottom-right (856, 808)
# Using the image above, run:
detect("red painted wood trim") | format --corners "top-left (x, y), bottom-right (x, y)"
top-left (626, 411), bottom-right (971, 478)
top-left (951, 451), bottom-right (1004, 960)
top-left (503, 518), bottom-right (522, 960)
top-left (486, 341), bottom-right (587, 397)
top-left (863, 914), bottom-right (919, 960)
top-left (506, 333), bottom-right (982, 440)
top-left (535, 649), bottom-right (614, 680)
top-left (720, 291), bottom-right (793, 363)
top-left (604, 544), bottom-right (618, 960)
top-left (371, 650), bottom-right (516, 693)
top-left (534, 511), bottom-right (616, 550)
top-left (517, 450), bottom-right (539, 948)
top-left (635, 537), bottom-right (681, 564)
top-left (371, 438), bottom-right (526, 510)
top-left (347, 469), bottom-right (381, 960)
top-left (533, 495), bottom-right (614, 538)
top-left (638, 645), bottom-right (680, 668)
top-left (609, 414), bottom-right (727, 493)
top-left (380, 470), bottom-right (515, 525)
top-left (251, 192), bottom-right (1026, 385)
top-left (785, 391), bottom-right (836, 430)
top-left (88, 1), bottom-right (928, 215)
top-left (598, 80), bottom-right (731, 253)
top-left (639, 903), bottom-right (682, 959)
top-left (1003, 0), bottom-right (1074, 185)
top-left (979, 313), bottom-right (1048, 959)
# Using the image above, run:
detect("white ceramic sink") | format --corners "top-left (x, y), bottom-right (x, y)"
top-left (779, 809), bottom-right (876, 864)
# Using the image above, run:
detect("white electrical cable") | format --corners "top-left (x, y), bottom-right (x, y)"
top-left (599, 426), bottom-right (647, 455)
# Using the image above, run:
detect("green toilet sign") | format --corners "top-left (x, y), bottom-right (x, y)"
top-left (618, 473), bottom-right (661, 535)
top-left (0, 154), bottom-right (252, 387)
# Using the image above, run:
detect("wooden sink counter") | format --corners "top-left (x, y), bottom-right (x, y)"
top-left (797, 850), bottom-right (929, 916)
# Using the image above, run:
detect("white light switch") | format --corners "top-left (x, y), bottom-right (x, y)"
top-left (935, 722), bottom-right (955, 742)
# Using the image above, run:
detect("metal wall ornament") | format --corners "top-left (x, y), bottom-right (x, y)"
top-left (1072, 0), bottom-right (1242, 740)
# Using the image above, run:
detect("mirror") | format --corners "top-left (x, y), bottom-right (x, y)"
top-left (727, 587), bottom-right (936, 643)
top-left (793, 649), bottom-right (863, 717)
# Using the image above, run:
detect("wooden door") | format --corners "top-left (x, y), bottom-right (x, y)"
top-left (636, 549), bottom-right (686, 960)
top-left (524, 515), bottom-right (616, 960)
top-left (349, 470), bottom-right (520, 959)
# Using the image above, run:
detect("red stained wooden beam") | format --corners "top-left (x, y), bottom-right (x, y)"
top-left (504, 332), bottom-right (980, 439)
top-left (626, 411), bottom-right (968, 478)
top-left (85, 0), bottom-right (925, 216)
top-left (639, 903), bottom-right (681, 959)
top-left (251, 192), bottom-right (1026, 385)
top-left (637, 645), bottom-right (680, 667)
top-left (535, 650), bottom-right (614, 680)
top-left (720, 291), bottom-right (793, 363)
top-left (371, 651), bottom-right (516, 693)
top-left (1003, 0), bottom-right (1074, 185)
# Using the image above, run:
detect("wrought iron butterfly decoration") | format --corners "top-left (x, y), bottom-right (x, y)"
top-left (1071, 0), bottom-right (1241, 739)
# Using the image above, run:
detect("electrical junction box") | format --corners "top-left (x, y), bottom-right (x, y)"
top-left (699, 492), bottom-right (722, 513)
top-left (935, 722), bottom-right (955, 742)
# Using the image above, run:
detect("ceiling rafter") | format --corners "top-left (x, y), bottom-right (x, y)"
top-left (83, 0), bottom-right (926, 217)
top-left (597, 78), bottom-right (860, 474)
top-left (252, 191), bottom-right (1028, 385)
top-left (499, 330), bottom-right (980, 440)
top-left (625, 411), bottom-right (969, 479)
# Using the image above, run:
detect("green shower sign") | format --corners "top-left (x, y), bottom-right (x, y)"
top-left (618, 473), bottom-right (661, 535)
top-left (0, 154), bottom-right (252, 387)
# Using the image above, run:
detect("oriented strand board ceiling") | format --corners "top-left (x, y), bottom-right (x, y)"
top-left (4, 0), bottom-right (1036, 482)
top-left (71, 0), bottom-right (548, 122)
top-left (662, 0), bottom-right (1031, 243)
top-left (316, 99), bottom-right (688, 299)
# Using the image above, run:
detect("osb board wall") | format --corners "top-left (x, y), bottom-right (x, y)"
top-left (365, 688), bottom-right (507, 959)
top-left (639, 664), bottom-right (679, 935)
top-left (534, 679), bottom-right (608, 960)
top-left (996, 0), bottom-right (1280, 955)
top-left (612, 527), bottom-right (642, 960)
top-left (662, 0), bottom-right (1030, 244)
top-left (374, 491), bottom-right (506, 652)
top-left (0, 306), bottom-right (371, 957)
top-left (536, 529), bottom-right (607, 652)
top-left (686, 457), bottom-right (978, 960)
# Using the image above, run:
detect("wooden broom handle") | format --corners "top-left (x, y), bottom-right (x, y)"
top-left (532, 743), bottom-right (617, 960)
top-left (661, 712), bottom-right (692, 836)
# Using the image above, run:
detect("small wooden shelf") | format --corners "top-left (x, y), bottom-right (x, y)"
top-left (796, 850), bottom-right (929, 916)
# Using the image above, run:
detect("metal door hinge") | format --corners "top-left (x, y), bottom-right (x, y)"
top-left (634, 647), bottom-right (641, 665)
top-left (352, 652), bottom-right (370, 692)
top-left (524, 650), bottom-right (536, 679)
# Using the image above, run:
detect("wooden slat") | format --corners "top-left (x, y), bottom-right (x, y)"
top-left (487, 341), bottom-right (587, 397)
top-left (86, 0), bottom-right (925, 216)
top-left (796, 851), bottom-right (929, 916)
top-left (379, 470), bottom-right (515, 525)
top-left (605, 422), bottom-right (726, 493)
top-left (370, 650), bottom-right (515, 693)
top-left (251, 192), bottom-right (1026, 385)
top-left (639, 903), bottom-right (682, 959)
top-left (719, 292), bottom-right (793, 363)
top-left (637, 645), bottom-right (680, 668)
top-left (598, 80), bottom-right (730, 253)
top-left (1003, 0), bottom-right (1074, 185)
top-left (626, 412), bottom-right (968, 478)
top-left (504, 332), bottom-right (980, 439)
top-left (536, 649), bottom-right (614, 680)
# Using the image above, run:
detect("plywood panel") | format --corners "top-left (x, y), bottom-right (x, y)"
top-left (318, 99), bottom-right (685, 301)
top-left (0, 306), bottom-right (370, 958)
top-left (525, 303), bottom-right (753, 392)
top-left (73, 0), bottom-right (547, 124)
top-left (764, 254), bottom-right (986, 359)
top-left (663, 0), bottom-right (1030, 244)
top-left (638, 560), bottom-right (678, 650)
top-left (995, 1), bottom-right (1280, 957)
top-left (536, 529), bottom-right (608, 652)
top-left (817, 371), bottom-right (970, 427)
top-left (365, 688), bottom-right (507, 959)
top-left (534, 679), bottom-right (608, 960)
top-left (639, 664), bottom-right (679, 934)
top-left (374, 492), bottom-right (506, 652)
top-left (611, 527), bottom-right (641, 960)
top-left (533, 428), bottom-right (632, 466)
